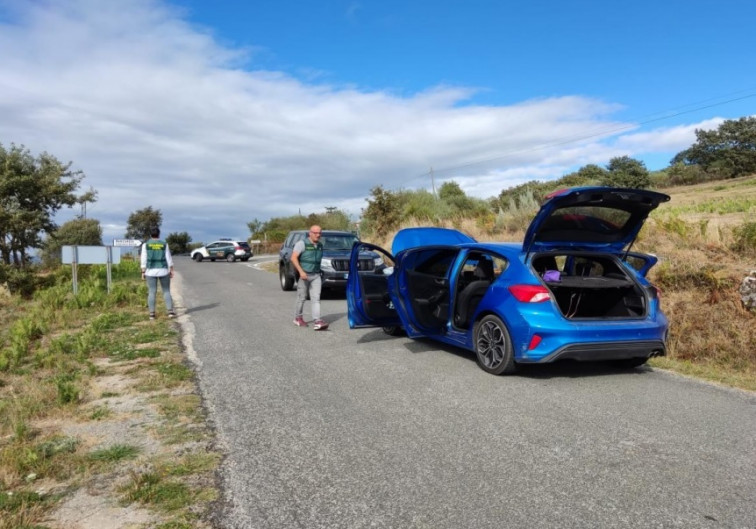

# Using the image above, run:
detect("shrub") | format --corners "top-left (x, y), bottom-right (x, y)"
top-left (0, 265), bottom-right (41, 298)
top-left (54, 374), bottom-right (79, 404)
top-left (732, 221), bottom-right (756, 255)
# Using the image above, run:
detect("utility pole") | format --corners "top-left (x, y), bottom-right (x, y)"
top-left (430, 167), bottom-right (437, 197)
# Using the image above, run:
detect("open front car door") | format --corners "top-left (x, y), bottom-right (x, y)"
top-left (346, 242), bottom-right (401, 329)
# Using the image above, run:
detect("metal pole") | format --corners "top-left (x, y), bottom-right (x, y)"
top-left (72, 246), bottom-right (78, 295)
top-left (106, 246), bottom-right (113, 293)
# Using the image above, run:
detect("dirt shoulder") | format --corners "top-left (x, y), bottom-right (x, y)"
top-left (38, 272), bottom-right (220, 529)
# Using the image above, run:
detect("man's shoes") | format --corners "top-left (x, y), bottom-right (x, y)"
top-left (149, 313), bottom-right (156, 321)
top-left (168, 311), bottom-right (176, 318)
top-left (293, 317), bottom-right (308, 327)
top-left (312, 319), bottom-right (329, 331)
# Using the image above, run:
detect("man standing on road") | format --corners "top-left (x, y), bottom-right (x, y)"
top-left (292, 225), bottom-right (329, 330)
top-left (140, 226), bottom-right (175, 321)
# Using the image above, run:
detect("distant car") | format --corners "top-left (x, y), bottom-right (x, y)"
top-left (191, 239), bottom-right (252, 262)
top-left (279, 230), bottom-right (384, 291)
top-left (347, 187), bottom-right (671, 375)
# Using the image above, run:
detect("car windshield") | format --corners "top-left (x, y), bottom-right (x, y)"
top-left (322, 234), bottom-right (358, 250)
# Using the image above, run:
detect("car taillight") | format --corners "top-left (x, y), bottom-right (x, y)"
top-left (508, 285), bottom-right (551, 303)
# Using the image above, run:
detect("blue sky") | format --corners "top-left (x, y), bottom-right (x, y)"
top-left (0, 0), bottom-right (754, 245)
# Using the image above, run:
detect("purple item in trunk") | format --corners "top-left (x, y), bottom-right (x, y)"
top-left (543, 270), bottom-right (561, 282)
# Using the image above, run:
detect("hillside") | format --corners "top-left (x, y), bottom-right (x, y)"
top-left (635, 176), bottom-right (755, 389)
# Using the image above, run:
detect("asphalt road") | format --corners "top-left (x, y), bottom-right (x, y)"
top-left (174, 255), bottom-right (756, 529)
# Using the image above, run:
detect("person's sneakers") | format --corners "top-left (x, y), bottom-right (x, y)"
top-left (312, 319), bottom-right (329, 331)
top-left (149, 313), bottom-right (156, 321)
top-left (293, 317), bottom-right (308, 327)
top-left (168, 311), bottom-right (176, 318)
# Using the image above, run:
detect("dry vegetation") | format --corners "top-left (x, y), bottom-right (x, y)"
top-left (0, 266), bottom-right (219, 529)
top-left (639, 176), bottom-right (756, 389)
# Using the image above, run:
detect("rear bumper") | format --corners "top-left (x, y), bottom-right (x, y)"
top-left (522, 340), bottom-right (666, 363)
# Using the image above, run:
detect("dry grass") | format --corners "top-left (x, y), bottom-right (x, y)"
top-left (638, 178), bottom-right (756, 390)
top-left (0, 270), bottom-right (219, 528)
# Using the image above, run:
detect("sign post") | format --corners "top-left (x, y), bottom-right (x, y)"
top-left (62, 246), bottom-right (122, 294)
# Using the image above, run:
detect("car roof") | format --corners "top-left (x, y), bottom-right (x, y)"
top-left (290, 229), bottom-right (356, 234)
top-left (392, 227), bottom-right (476, 255)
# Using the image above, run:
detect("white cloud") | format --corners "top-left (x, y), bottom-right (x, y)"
top-left (614, 118), bottom-right (723, 153)
top-left (0, 0), bottom-right (719, 245)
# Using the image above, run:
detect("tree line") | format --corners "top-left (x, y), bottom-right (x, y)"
top-left (1, 116), bottom-right (754, 294)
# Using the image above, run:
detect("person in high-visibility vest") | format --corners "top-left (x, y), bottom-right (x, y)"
top-left (140, 226), bottom-right (175, 321)
top-left (291, 225), bottom-right (329, 331)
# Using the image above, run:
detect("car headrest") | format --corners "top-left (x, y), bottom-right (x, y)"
top-left (474, 258), bottom-right (494, 280)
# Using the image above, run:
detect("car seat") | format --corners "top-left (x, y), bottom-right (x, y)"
top-left (454, 258), bottom-right (494, 328)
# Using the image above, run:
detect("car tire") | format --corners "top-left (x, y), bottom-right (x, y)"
top-left (227, 254), bottom-right (236, 262)
top-left (193, 253), bottom-right (203, 262)
top-left (241, 257), bottom-right (249, 262)
top-left (473, 315), bottom-right (516, 375)
top-left (382, 326), bottom-right (404, 336)
top-left (280, 265), bottom-right (294, 291)
top-left (611, 357), bottom-right (648, 369)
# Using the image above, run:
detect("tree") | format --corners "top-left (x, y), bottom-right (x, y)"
top-left (125, 206), bottom-right (162, 240)
top-left (312, 209), bottom-right (351, 231)
top-left (166, 231), bottom-right (192, 255)
top-left (671, 116), bottom-right (756, 178)
top-left (247, 219), bottom-right (263, 238)
top-left (438, 181), bottom-right (465, 201)
top-left (568, 164), bottom-right (609, 186)
top-left (437, 181), bottom-right (490, 218)
top-left (0, 143), bottom-right (95, 267)
top-left (361, 186), bottom-right (401, 239)
top-left (601, 156), bottom-right (651, 188)
top-left (40, 218), bottom-right (103, 267)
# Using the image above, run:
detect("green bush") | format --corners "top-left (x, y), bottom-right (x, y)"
top-left (54, 374), bottom-right (79, 404)
top-left (732, 221), bottom-right (756, 255)
top-left (0, 265), bottom-right (44, 298)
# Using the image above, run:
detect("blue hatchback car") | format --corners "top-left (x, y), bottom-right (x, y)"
top-left (347, 187), bottom-right (671, 375)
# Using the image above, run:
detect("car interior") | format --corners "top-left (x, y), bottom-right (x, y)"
top-left (531, 253), bottom-right (648, 319)
top-left (453, 256), bottom-right (495, 329)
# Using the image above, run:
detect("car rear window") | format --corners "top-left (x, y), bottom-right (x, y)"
top-left (537, 206), bottom-right (633, 242)
top-left (237, 242), bottom-right (250, 249)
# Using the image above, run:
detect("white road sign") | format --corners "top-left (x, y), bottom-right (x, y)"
top-left (113, 239), bottom-right (142, 247)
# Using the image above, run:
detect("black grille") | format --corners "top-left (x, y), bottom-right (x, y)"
top-left (333, 259), bottom-right (374, 272)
